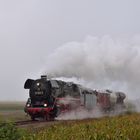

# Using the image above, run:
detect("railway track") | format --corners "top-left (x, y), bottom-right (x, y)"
top-left (15, 120), bottom-right (38, 126)
top-left (15, 119), bottom-right (60, 127)
top-left (15, 118), bottom-right (97, 128)
top-left (15, 119), bottom-right (77, 128)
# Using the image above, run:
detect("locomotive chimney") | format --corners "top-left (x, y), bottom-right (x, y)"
top-left (41, 75), bottom-right (47, 81)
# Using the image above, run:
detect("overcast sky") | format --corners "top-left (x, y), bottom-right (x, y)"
top-left (0, 0), bottom-right (140, 101)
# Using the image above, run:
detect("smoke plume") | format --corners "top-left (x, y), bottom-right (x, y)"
top-left (42, 35), bottom-right (140, 100)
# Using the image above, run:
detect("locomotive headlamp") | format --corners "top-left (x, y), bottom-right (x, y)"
top-left (44, 103), bottom-right (47, 107)
top-left (37, 83), bottom-right (40, 86)
top-left (27, 104), bottom-right (30, 107)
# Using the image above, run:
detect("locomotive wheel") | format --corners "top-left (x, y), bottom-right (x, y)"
top-left (44, 114), bottom-right (54, 121)
top-left (44, 114), bottom-right (50, 121)
top-left (49, 105), bottom-right (58, 117)
top-left (31, 115), bottom-right (35, 121)
top-left (56, 107), bottom-right (61, 117)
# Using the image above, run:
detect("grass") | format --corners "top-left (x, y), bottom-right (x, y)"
top-left (21, 113), bottom-right (140, 140)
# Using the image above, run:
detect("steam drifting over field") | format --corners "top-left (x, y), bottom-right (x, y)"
top-left (43, 35), bottom-right (140, 101)
top-left (56, 108), bottom-right (103, 120)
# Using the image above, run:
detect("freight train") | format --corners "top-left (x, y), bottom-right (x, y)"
top-left (24, 75), bottom-right (126, 121)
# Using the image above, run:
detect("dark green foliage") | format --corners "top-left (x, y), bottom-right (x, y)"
top-left (0, 122), bottom-right (23, 140)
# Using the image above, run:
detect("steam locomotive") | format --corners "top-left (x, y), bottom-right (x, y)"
top-left (24, 75), bottom-right (126, 120)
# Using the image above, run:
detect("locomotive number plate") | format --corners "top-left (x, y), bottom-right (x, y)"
top-left (35, 91), bottom-right (43, 95)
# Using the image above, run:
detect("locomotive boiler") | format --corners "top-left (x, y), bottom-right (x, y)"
top-left (24, 75), bottom-right (126, 120)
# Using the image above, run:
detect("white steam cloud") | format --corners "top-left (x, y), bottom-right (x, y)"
top-left (42, 35), bottom-right (140, 100)
top-left (56, 108), bottom-right (103, 120)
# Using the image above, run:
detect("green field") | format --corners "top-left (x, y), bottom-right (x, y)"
top-left (0, 102), bottom-right (29, 121)
top-left (1, 113), bottom-right (137, 140)
top-left (23, 113), bottom-right (140, 140)
top-left (0, 102), bottom-right (25, 111)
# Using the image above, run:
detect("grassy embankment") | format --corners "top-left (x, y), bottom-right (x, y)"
top-left (2, 113), bottom-right (137, 140)
top-left (23, 113), bottom-right (140, 140)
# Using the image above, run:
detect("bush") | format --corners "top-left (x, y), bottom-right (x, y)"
top-left (0, 122), bottom-right (23, 140)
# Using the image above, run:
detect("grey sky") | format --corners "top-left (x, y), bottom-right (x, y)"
top-left (0, 0), bottom-right (140, 100)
